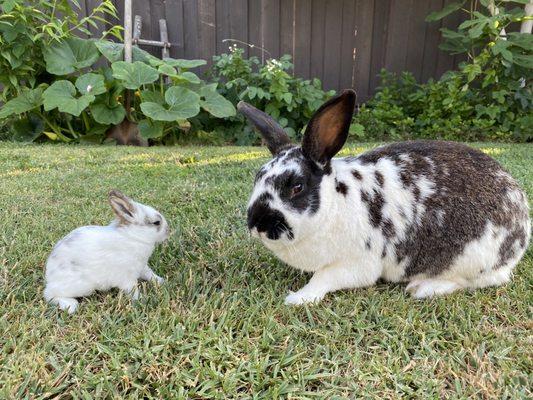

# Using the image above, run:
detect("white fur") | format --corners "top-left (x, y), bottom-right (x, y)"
top-left (44, 194), bottom-right (169, 314)
top-left (250, 153), bottom-right (530, 305)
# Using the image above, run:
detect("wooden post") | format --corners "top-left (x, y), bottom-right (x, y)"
top-left (124, 0), bottom-right (133, 62)
top-left (159, 19), bottom-right (170, 59)
top-left (134, 15), bottom-right (142, 42)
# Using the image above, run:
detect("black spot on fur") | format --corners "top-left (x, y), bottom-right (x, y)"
top-left (262, 148), bottom-right (324, 214)
top-left (352, 169), bottom-right (362, 180)
top-left (382, 219), bottom-right (396, 238)
top-left (365, 240), bottom-right (371, 250)
top-left (375, 171), bottom-right (384, 187)
top-left (335, 180), bottom-right (348, 196)
top-left (247, 193), bottom-right (293, 240)
top-left (361, 190), bottom-right (384, 228)
top-left (358, 141), bottom-right (530, 277)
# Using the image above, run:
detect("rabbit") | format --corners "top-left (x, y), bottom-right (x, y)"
top-left (238, 89), bottom-right (531, 305)
top-left (43, 190), bottom-right (170, 314)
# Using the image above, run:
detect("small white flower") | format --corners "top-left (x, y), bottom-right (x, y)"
top-left (86, 85), bottom-right (93, 93)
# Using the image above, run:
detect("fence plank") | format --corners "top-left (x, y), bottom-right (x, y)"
top-left (405, 0), bottom-right (430, 80)
top-left (354, 0), bottom-right (375, 101)
top-left (385, 0), bottom-right (413, 74)
top-left (293, 0), bottom-right (312, 79)
top-left (198, 0), bottom-right (216, 65)
top-left (230, 0), bottom-right (249, 57)
top-left (323, 0), bottom-right (344, 90)
top-left (248, 0), bottom-right (263, 59)
top-left (183, 0), bottom-right (199, 59)
top-left (262, 0), bottom-right (281, 59)
top-left (166, 0), bottom-right (184, 58)
top-left (280, 0), bottom-right (295, 58)
top-left (310, 0), bottom-right (326, 82)
top-left (339, 0), bottom-right (356, 91)
top-left (369, 0), bottom-right (391, 92)
top-left (421, 0), bottom-right (444, 81)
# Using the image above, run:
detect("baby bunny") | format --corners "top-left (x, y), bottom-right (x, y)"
top-left (44, 190), bottom-right (170, 313)
top-left (239, 90), bottom-right (530, 305)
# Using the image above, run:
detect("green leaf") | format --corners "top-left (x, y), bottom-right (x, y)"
top-left (111, 61), bottom-right (159, 89)
top-left (163, 58), bottom-right (207, 69)
top-left (0, 87), bottom-right (43, 119)
top-left (11, 114), bottom-right (44, 142)
top-left (158, 64), bottom-right (179, 77)
top-left (89, 102), bottom-right (126, 125)
top-left (165, 86), bottom-right (200, 111)
top-left (76, 73), bottom-right (106, 95)
top-left (43, 80), bottom-right (95, 116)
top-left (513, 54), bottom-right (533, 69)
top-left (200, 85), bottom-right (236, 118)
top-left (425, 2), bottom-right (464, 22)
top-left (177, 71), bottom-right (201, 84)
top-left (43, 37), bottom-right (100, 75)
top-left (140, 87), bottom-right (200, 121)
top-left (507, 33), bottom-right (533, 51)
top-left (141, 90), bottom-right (165, 104)
top-left (95, 40), bottom-right (123, 62)
top-left (138, 119), bottom-right (165, 139)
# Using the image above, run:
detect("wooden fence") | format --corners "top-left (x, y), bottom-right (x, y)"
top-left (81, 0), bottom-right (465, 102)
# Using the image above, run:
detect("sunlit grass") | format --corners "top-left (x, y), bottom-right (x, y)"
top-left (0, 142), bottom-right (531, 399)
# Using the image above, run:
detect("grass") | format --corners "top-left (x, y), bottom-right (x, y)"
top-left (0, 142), bottom-right (531, 399)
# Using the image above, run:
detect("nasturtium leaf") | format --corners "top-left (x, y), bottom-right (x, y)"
top-left (76, 73), bottom-right (106, 95)
top-left (199, 85), bottom-right (236, 118)
top-left (165, 86), bottom-right (200, 110)
top-left (0, 87), bottom-right (43, 119)
top-left (43, 37), bottom-right (100, 75)
top-left (111, 61), bottom-right (159, 89)
top-left (43, 80), bottom-right (95, 116)
top-left (89, 102), bottom-right (126, 125)
top-left (162, 58), bottom-right (207, 69)
top-left (138, 119), bottom-right (165, 139)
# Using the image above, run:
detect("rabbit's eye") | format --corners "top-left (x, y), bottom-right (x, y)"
top-left (153, 220), bottom-right (161, 226)
top-left (291, 184), bottom-right (303, 197)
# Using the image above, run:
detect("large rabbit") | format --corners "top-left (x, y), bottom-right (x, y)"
top-left (44, 190), bottom-right (170, 313)
top-left (239, 90), bottom-right (530, 305)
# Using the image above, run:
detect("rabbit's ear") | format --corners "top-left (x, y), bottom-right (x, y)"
top-left (237, 101), bottom-right (292, 155)
top-left (109, 190), bottom-right (136, 224)
top-left (302, 89), bottom-right (356, 166)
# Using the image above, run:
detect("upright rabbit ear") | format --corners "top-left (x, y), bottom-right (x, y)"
top-left (109, 190), bottom-right (136, 224)
top-left (237, 101), bottom-right (292, 155)
top-left (302, 89), bottom-right (356, 166)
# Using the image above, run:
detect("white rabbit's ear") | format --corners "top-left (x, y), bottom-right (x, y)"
top-left (237, 101), bottom-right (292, 155)
top-left (302, 89), bottom-right (356, 166)
top-left (108, 190), bottom-right (136, 224)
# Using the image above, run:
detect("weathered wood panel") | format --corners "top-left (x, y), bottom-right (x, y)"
top-left (80, 0), bottom-right (463, 102)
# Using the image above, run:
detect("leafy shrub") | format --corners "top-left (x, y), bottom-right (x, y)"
top-left (352, 0), bottom-right (532, 142)
top-left (195, 46), bottom-right (335, 145)
top-left (0, 1), bottom-right (235, 144)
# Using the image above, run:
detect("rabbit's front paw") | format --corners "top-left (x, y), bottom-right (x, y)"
top-left (284, 290), bottom-right (324, 306)
top-left (154, 275), bottom-right (165, 285)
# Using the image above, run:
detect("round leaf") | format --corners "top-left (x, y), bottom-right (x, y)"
top-left (89, 103), bottom-right (126, 125)
top-left (200, 86), bottom-right (236, 118)
top-left (138, 119), bottom-right (165, 139)
top-left (43, 80), bottom-right (95, 116)
top-left (140, 102), bottom-right (184, 122)
top-left (163, 58), bottom-right (207, 69)
top-left (43, 37), bottom-right (100, 75)
top-left (0, 88), bottom-right (43, 119)
top-left (76, 73), bottom-right (106, 95)
top-left (111, 61), bottom-right (159, 89)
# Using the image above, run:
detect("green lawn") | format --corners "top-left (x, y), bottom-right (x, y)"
top-left (0, 142), bottom-right (531, 399)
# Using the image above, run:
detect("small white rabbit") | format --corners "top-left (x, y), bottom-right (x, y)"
top-left (44, 190), bottom-right (170, 314)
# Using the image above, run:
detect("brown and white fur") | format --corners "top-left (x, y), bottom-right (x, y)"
top-left (240, 90), bottom-right (530, 305)
top-left (43, 190), bottom-right (170, 313)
